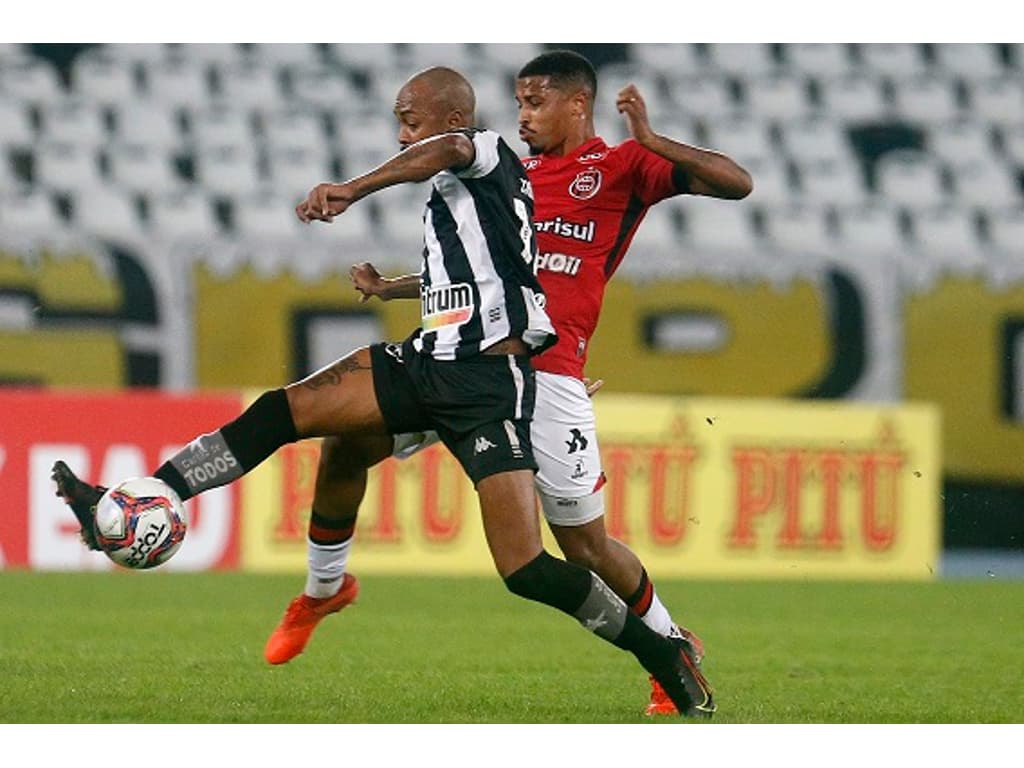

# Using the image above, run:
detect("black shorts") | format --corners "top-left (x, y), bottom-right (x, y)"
top-left (370, 337), bottom-right (537, 485)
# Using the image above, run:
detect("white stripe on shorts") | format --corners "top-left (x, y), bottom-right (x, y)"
top-left (507, 353), bottom-right (524, 419)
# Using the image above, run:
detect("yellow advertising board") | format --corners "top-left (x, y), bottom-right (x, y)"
top-left (240, 394), bottom-right (941, 580)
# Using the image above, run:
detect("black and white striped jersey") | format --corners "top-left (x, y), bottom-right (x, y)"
top-left (414, 128), bottom-right (557, 361)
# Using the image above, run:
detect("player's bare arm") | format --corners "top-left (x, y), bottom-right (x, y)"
top-left (296, 133), bottom-right (477, 223)
top-left (616, 84), bottom-right (753, 200)
top-left (349, 262), bottom-right (421, 303)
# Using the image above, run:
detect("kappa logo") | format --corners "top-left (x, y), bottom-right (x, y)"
top-left (569, 169), bottom-right (602, 200)
top-left (474, 436), bottom-right (497, 455)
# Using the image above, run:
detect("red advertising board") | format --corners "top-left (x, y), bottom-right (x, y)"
top-left (0, 389), bottom-right (243, 571)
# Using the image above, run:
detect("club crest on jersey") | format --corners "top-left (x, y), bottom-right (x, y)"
top-left (421, 283), bottom-right (474, 330)
top-left (569, 169), bottom-right (602, 200)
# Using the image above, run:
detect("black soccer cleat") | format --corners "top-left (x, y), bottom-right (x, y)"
top-left (51, 461), bottom-right (106, 551)
top-left (647, 634), bottom-right (717, 719)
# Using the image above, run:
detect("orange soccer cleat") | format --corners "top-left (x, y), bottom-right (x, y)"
top-left (263, 573), bottom-right (360, 665)
top-left (645, 626), bottom-right (708, 716)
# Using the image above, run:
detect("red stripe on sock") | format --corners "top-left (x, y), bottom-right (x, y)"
top-left (631, 578), bottom-right (654, 617)
top-left (308, 522), bottom-right (354, 545)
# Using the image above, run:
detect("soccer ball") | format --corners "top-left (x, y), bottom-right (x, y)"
top-left (94, 477), bottom-right (188, 569)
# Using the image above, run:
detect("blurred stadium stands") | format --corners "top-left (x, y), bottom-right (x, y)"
top-left (0, 42), bottom-right (1020, 275)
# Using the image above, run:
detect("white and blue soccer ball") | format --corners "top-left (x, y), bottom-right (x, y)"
top-left (94, 477), bottom-right (188, 570)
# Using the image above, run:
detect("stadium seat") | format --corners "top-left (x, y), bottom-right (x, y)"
top-left (211, 63), bottom-right (284, 113)
top-left (477, 43), bottom-right (543, 74)
top-left (873, 149), bottom-right (949, 207)
top-left (143, 59), bottom-right (213, 109)
top-left (625, 203), bottom-right (682, 258)
top-left (818, 73), bottom-right (891, 123)
top-left (288, 67), bottom-right (363, 109)
top-left (71, 186), bottom-right (145, 243)
top-left (191, 145), bottom-right (264, 198)
top-left (325, 43), bottom-right (401, 72)
top-left (264, 145), bottom-right (335, 202)
top-left (0, 56), bottom-right (66, 105)
top-left (147, 189), bottom-right (222, 240)
top-left (32, 141), bottom-right (106, 195)
top-left (781, 44), bottom-right (855, 79)
top-left (0, 100), bottom-right (36, 149)
top-left (260, 108), bottom-right (328, 152)
top-left (951, 160), bottom-right (1023, 208)
top-left (779, 116), bottom-right (856, 164)
top-left (890, 75), bottom-right (964, 124)
top-left (303, 203), bottom-right (378, 255)
top-left (594, 64), bottom-right (667, 123)
top-left (0, 189), bottom-right (66, 235)
top-left (931, 43), bottom-right (1006, 80)
top-left (965, 77), bottom-right (1024, 124)
top-left (794, 159), bottom-right (871, 208)
top-left (100, 43), bottom-right (173, 67)
top-left (629, 44), bottom-right (705, 77)
top-left (985, 206), bottom-right (1024, 257)
top-left (244, 43), bottom-right (323, 71)
top-left (834, 202), bottom-right (906, 253)
top-left (400, 43), bottom-right (479, 73)
top-left (334, 112), bottom-right (400, 170)
top-left (682, 198), bottom-right (758, 254)
top-left (37, 99), bottom-right (110, 146)
top-left (110, 99), bottom-right (184, 150)
top-left (186, 105), bottom-right (256, 151)
top-left (230, 188), bottom-right (307, 241)
top-left (701, 116), bottom-right (776, 167)
top-left (105, 142), bottom-right (186, 195)
top-left (855, 43), bottom-right (930, 78)
top-left (997, 122), bottom-right (1024, 167)
top-left (664, 74), bottom-right (741, 120)
top-left (70, 51), bottom-right (139, 106)
top-left (174, 44), bottom-right (245, 70)
top-left (760, 203), bottom-right (834, 255)
top-left (375, 192), bottom-right (432, 251)
top-left (0, 43), bottom-right (28, 62)
top-left (703, 43), bottom-right (781, 78)
top-left (908, 205), bottom-right (985, 267)
top-left (366, 66), bottom-right (418, 108)
top-left (737, 157), bottom-right (796, 206)
top-left (742, 73), bottom-right (814, 121)
top-left (926, 120), bottom-right (997, 171)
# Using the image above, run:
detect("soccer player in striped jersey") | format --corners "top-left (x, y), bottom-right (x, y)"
top-left (279, 50), bottom-right (751, 716)
top-left (53, 65), bottom-right (716, 718)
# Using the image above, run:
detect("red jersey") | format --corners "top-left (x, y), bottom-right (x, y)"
top-left (523, 136), bottom-right (681, 379)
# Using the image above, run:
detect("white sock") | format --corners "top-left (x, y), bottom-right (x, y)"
top-left (304, 537), bottom-right (352, 599)
top-left (641, 591), bottom-right (676, 637)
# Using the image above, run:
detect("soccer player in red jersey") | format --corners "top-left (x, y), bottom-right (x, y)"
top-left (262, 49), bottom-right (752, 716)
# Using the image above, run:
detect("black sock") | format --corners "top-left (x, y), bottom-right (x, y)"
top-left (155, 388), bottom-right (298, 501)
top-left (503, 551), bottom-right (674, 669)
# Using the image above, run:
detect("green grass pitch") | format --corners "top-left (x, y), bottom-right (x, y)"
top-left (1, 572), bottom-right (1020, 724)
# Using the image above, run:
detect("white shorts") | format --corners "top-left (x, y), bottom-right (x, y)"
top-left (391, 370), bottom-right (605, 527)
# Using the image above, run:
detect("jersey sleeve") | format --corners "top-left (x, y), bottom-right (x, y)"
top-left (624, 139), bottom-right (683, 206)
top-left (453, 129), bottom-right (501, 179)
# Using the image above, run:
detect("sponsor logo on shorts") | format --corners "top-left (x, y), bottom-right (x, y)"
top-left (565, 428), bottom-right (589, 454)
top-left (474, 436), bottom-right (497, 455)
top-left (421, 283), bottom-right (474, 330)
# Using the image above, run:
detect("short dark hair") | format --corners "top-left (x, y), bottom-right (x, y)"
top-left (517, 49), bottom-right (598, 99)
